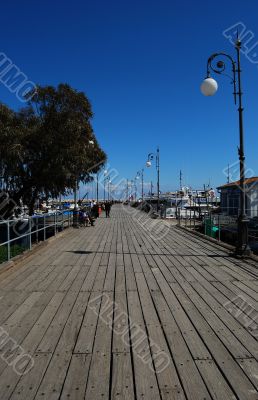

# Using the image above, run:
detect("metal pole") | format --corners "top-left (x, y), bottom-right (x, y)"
top-left (156, 147), bottom-right (160, 213)
top-left (96, 173), bottom-right (99, 203)
top-left (36, 217), bottom-right (39, 243)
top-left (190, 196), bottom-right (192, 228)
top-left (235, 39), bottom-right (251, 256)
top-left (29, 218), bottom-right (32, 250)
top-left (54, 212), bottom-right (57, 235)
top-left (44, 214), bottom-right (46, 240)
top-left (104, 178), bottom-right (106, 202)
top-left (141, 169), bottom-right (144, 201)
top-left (7, 221), bottom-right (10, 261)
top-left (73, 178), bottom-right (79, 228)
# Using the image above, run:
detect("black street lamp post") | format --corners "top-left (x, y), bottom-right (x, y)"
top-left (104, 172), bottom-right (109, 202)
top-left (146, 147), bottom-right (160, 212)
top-left (73, 177), bottom-right (79, 228)
top-left (96, 173), bottom-right (99, 204)
top-left (201, 36), bottom-right (251, 256)
top-left (134, 178), bottom-right (137, 201)
top-left (106, 177), bottom-right (113, 201)
top-left (136, 169), bottom-right (144, 201)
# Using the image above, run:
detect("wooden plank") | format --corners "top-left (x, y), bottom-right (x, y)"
top-left (74, 291), bottom-right (102, 354)
top-left (195, 359), bottom-right (237, 400)
top-left (36, 291), bottom-right (78, 353)
top-left (34, 352), bottom-right (72, 400)
top-left (60, 354), bottom-right (91, 400)
top-left (103, 253), bottom-right (116, 292)
top-left (171, 281), bottom-right (253, 359)
top-left (10, 353), bottom-right (52, 400)
top-left (111, 352), bottom-right (135, 400)
top-left (112, 292), bottom-right (130, 353)
top-left (84, 352), bottom-right (111, 400)
top-left (93, 291), bottom-right (113, 353)
top-left (238, 359), bottom-right (258, 391)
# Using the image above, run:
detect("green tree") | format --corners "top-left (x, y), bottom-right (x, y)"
top-left (0, 84), bottom-right (106, 216)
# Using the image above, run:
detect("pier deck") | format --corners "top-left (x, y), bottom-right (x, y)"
top-left (0, 205), bottom-right (257, 399)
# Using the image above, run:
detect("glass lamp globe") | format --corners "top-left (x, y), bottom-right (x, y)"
top-left (146, 161), bottom-right (152, 167)
top-left (200, 78), bottom-right (218, 96)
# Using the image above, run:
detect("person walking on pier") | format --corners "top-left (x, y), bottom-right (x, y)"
top-left (105, 201), bottom-right (111, 218)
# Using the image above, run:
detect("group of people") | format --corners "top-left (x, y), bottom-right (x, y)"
top-left (77, 201), bottom-right (113, 227)
top-left (78, 208), bottom-right (95, 227)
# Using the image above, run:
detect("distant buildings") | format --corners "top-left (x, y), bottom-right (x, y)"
top-left (217, 177), bottom-right (258, 217)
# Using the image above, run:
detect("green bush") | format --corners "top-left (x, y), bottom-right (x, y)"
top-left (0, 244), bottom-right (27, 263)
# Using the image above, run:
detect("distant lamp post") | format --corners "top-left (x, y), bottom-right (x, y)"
top-left (136, 169), bottom-right (144, 201)
top-left (146, 147), bottom-right (160, 212)
top-left (73, 177), bottom-right (79, 227)
top-left (96, 173), bottom-right (99, 203)
top-left (108, 178), bottom-right (112, 201)
top-left (134, 177), bottom-right (138, 200)
top-left (201, 36), bottom-right (251, 256)
top-left (103, 170), bottom-right (108, 201)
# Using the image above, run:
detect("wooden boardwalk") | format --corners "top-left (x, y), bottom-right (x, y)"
top-left (0, 205), bottom-right (257, 399)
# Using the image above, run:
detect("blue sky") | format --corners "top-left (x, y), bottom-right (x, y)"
top-left (1, 0), bottom-right (258, 196)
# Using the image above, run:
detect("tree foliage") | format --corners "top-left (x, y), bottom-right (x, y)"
top-left (0, 84), bottom-right (106, 216)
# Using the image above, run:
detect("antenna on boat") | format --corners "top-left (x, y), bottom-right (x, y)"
top-left (227, 164), bottom-right (230, 183)
top-left (179, 170), bottom-right (182, 190)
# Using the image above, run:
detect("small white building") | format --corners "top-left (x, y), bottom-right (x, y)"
top-left (217, 177), bottom-right (258, 218)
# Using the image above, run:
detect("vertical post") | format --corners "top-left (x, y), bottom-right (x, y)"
top-left (96, 173), bottom-right (99, 204)
top-left (36, 217), bottom-right (39, 243)
top-left (218, 214), bottom-right (221, 241)
top-left (190, 195), bottom-right (192, 228)
top-left (29, 217), bottom-right (32, 250)
top-left (7, 221), bottom-right (10, 261)
top-left (235, 38), bottom-right (251, 256)
top-left (44, 214), bottom-right (46, 240)
top-left (54, 212), bottom-right (57, 235)
top-left (193, 196), bottom-right (196, 230)
top-left (156, 147), bottom-right (160, 212)
top-left (141, 169), bottom-right (144, 201)
top-left (62, 210), bottom-right (64, 230)
top-left (73, 177), bottom-right (79, 228)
